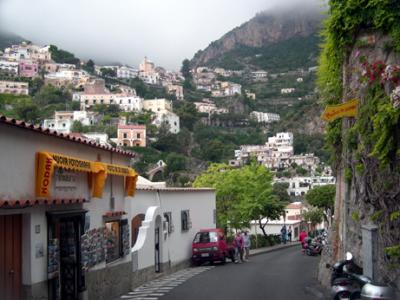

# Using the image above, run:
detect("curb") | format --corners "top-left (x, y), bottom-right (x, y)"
top-left (249, 242), bottom-right (299, 257)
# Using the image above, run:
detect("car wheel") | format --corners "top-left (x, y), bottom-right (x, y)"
top-left (221, 254), bottom-right (226, 265)
top-left (191, 260), bottom-right (201, 267)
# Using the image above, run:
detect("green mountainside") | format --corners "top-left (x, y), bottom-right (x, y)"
top-left (205, 33), bottom-right (321, 72)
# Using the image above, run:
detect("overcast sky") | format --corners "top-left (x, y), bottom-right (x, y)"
top-left (0, 0), bottom-right (324, 70)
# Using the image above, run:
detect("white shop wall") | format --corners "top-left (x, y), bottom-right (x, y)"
top-left (131, 189), bottom-right (216, 270)
top-left (0, 124), bottom-right (134, 284)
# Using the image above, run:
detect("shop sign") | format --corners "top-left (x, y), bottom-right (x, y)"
top-left (54, 169), bottom-right (77, 190)
top-left (321, 98), bottom-right (359, 122)
top-left (35, 152), bottom-right (138, 198)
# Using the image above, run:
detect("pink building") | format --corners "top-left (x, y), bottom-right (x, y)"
top-left (117, 124), bottom-right (146, 147)
top-left (19, 60), bottom-right (39, 78)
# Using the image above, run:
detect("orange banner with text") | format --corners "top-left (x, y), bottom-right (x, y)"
top-left (35, 152), bottom-right (138, 198)
top-left (321, 99), bottom-right (359, 122)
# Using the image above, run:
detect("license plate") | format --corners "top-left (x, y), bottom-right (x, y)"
top-left (201, 253), bottom-right (209, 257)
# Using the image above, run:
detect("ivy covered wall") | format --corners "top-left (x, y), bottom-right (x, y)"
top-left (317, 0), bottom-right (400, 290)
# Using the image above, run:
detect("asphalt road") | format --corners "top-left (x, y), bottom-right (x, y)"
top-left (161, 246), bottom-right (325, 300)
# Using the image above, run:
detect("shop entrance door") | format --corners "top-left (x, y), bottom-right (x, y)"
top-left (0, 214), bottom-right (22, 300)
top-left (47, 211), bottom-right (86, 300)
top-left (154, 227), bottom-right (160, 273)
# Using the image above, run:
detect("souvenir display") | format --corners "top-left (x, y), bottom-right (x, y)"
top-left (105, 224), bottom-right (119, 263)
top-left (81, 227), bottom-right (106, 270)
top-left (121, 220), bottom-right (130, 256)
top-left (47, 238), bottom-right (60, 279)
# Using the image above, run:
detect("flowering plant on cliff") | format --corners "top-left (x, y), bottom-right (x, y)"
top-left (390, 86), bottom-right (400, 109)
top-left (381, 64), bottom-right (400, 85)
top-left (360, 60), bottom-right (386, 84)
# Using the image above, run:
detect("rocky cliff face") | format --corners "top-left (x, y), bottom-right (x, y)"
top-left (191, 9), bottom-right (325, 67)
top-left (318, 32), bottom-right (400, 294)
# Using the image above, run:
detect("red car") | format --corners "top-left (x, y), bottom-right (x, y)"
top-left (191, 228), bottom-right (235, 266)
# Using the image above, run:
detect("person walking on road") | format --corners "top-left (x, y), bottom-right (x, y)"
top-left (233, 231), bottom-right (244, 263)
top-left (243, 231), bottom-right (251, 261)
top-left (280, 225), bottom-right (287, 244)
top-left (287, 226), bottom-right (292, 242)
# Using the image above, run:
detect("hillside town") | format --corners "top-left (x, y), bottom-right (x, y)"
top-left (1, 1), bottom-right (400, 299)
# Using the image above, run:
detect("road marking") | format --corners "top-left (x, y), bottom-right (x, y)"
top-left (118, 266), bottom-right (214, 300)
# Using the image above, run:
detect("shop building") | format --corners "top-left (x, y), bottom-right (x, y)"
top-left (0, 115), bottom-right (137, 300)
top-left (0, 115), bottom-right (216, 300)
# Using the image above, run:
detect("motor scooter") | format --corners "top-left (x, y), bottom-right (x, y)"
top-left (302, 237), bottom-right (323, 256)
top-left (327, 252), bottom-right (395, 300)
top-left (327, 252), bottom-right (362, 299)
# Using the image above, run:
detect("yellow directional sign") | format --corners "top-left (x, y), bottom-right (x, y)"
top-left (321, 99), bottom-right (359, 122)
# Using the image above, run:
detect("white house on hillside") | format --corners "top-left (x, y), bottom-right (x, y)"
top-left (152, 111), bottom-right (180, 134)
top-left (43, 111), bottom-right (99, 134)
top-left (250, 111), bottom-right (280, 123)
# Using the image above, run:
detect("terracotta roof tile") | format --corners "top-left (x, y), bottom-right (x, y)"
top-left (0, 198), bottom-right (87, 208)
top-left (0, 115), bottom-right (135, 157)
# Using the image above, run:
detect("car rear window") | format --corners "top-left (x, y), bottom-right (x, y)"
top-left (194, 231), bottom-right (218, 243)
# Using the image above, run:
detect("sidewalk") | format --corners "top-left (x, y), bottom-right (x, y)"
top-left (249, 241), bottom-right (299, 257)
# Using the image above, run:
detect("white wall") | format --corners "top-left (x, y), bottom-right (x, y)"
top-left (131, 189), bottom-right (216, 270)
top-left (249, 221), bottom-right (302, 241)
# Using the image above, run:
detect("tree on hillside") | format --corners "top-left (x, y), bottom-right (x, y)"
top-left (71, 120), bottom-right (85, 133)
top-left (181, 59), bottom-right (195, 91)
top-left (49, 45), bottom-right (80, 65)
top-left (200, 139), bottom-right (225, 162)
top-left (92, 104), bottom-right (120, 116)
top-left (15, 101), bottom-right (40, 124)
top-left (181, 59), bottom-right (192, 80)
top-left (83, 59), bottom-right (95, 74)
top-left (165, 152), bottom-right (187, 173)
top-left (152, 128), bottom-right (180, 153)
top-left (272, 182), bottom-right (290, 203)
top-left (302, 207), bottom-right (324, 234)
top-left (29, 78), bottom-right (44, 96)
top-left (176, 128), bottom-right (191, 156)
top-left (100, 67), bottom-right (116, 78)
top-left (305, 184), bottom-right (335, 227)
top-left (34, 85), bottom-right (71, 106)
top-left (193, 163), bottom-right (287, 234)
top-left (175, 102), bottom-right (199, 131)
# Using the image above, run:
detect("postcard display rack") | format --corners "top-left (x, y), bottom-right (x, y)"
top-left (81, 220), bottom-right (130, 270)
top-left (81, 227), bottom-right (106, 271)
top-left (121, 219), bottom-right (130, 256)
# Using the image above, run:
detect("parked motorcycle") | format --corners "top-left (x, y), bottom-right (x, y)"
top-left (302, 237), bottom-right (323, 256)
top-left (327, 252), bottom-right (395, 300)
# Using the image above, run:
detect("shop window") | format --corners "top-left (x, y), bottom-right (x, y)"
top-left (181, 210), bottom-right (191, 232)
top-left (104, 219), bottom-right (129, 263)
top-left (163, 212), bottom-right (174, 233)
